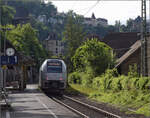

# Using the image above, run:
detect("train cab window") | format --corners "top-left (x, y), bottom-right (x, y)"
top-left (47, 61), bottom-right (62, 73)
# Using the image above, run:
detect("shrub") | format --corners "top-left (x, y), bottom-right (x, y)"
top-left (68, 72), bottom-right (81, 84)
top-left (72, 39), bottom-right (115, 76)
top-left (145, 78), bottom-right (150, 89)
top-left (110, 77), bottom-right (122, 91)
top-left (92, 69), bottom-right (118, 91)
top-left (92, 77), bottom-right (102, 90)
top-left (105, 68), bottom-right (119, 77)
top-left (128, 64), bottom-right (138, 78)
top-left (136, 77), bottom-right (149, 90)
top-left (120, 76), bottom-right (130, 90)
top-left (92, 75), bottom-right (112, 91)
top-left (81, 72), bottom-right (93, 87)
top-left (130, 77), bottom-right (139, 89)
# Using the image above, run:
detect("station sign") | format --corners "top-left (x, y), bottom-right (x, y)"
top-left (0, 56), bottom-right (18, 65)
top-left (1, 56), bottom-right (8, 65)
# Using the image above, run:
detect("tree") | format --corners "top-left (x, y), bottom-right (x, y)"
top-left (126, 18), bottom-right (134, 31)
top-left (29, 15), bottom-right (50, 41)
top-left (1, 5), bottom-right (16, 25)
top-left (6, 24), bottom-right (47, 62)
top-left (63, 11), bottom-right (85, 72)
top-left (8, 1), bottom-right (57, 19)
top-left (114, 20), bottom-right (121, 32)
top-left (72, 39), bottom-right (115, 76)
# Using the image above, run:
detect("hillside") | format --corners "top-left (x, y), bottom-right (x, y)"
top-left (7, 1), bottom-right (142, 41)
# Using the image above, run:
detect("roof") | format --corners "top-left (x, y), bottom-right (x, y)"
top-left (115, 40), bottom-right (141, 68)
top-left (13, 17), bottom-right (30, 21)
top-left (45, 32), bottom-right (61, 41)
top-left (102, 32), bottom-right (140, 58)
top-left (85, 34), bottom-right (101, 40)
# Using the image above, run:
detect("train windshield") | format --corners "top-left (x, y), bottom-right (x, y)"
top-left (47, 61), bottom-right (62, 73)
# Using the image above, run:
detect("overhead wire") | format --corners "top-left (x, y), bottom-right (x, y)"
top-left (74, 6), bottom-right (96, 14)
top-left (84, 0), bottom-right (100, 16)
top-left (71, 0), bottom-right (78, 10)
top-left (0, 0), bottom-right (41, 2)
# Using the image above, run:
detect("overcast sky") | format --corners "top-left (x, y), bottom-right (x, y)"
top-left (50, 1), bottom-right (150, 25)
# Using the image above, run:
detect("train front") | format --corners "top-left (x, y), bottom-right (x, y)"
top-left (41, 59), bottom-right (67, 92)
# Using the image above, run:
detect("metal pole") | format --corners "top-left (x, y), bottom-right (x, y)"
top-left (0, 3), bottom-right (1, 118)
top-left (141, 0), bottom-right (147, 76)
top-left (3, 28), bottom-right (6, 94)
top-left (0, 0), bottom-right (2, 100)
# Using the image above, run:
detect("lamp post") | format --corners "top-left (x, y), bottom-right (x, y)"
top-left (0, 0), bottom-right (2, 100)
top-left (0, 1), bottom-right (2, 117)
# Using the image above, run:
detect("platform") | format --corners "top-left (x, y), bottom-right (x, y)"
top-left (1, 84), bottom-right (80, 118)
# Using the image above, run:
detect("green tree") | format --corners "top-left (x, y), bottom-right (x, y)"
top-left (63, 11), bottom-right (85, 72)
top-left (1, 5), bottom-right (16, 25)
top-left (114, 20), bottom-right (121, 32)
top-left (8, 1), bottom-right (57, 19)
top-left (72, 39), bottom-right (115, 76)
top-left (29, 15), bottom-right (50, 41)
top-left (126, 18), bottom-right (134, 31)
top-left (6, 24), bottom-right (47, 62)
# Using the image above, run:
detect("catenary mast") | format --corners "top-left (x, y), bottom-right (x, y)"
top-left (141, 0), bottom-right (147, 76)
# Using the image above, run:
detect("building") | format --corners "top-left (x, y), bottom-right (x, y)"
top-left (10, 2), bottom-right (30, 26)
top-left (85, 34), bottom-right (101, 41)
top-left (115, 36), bottom-right (150, 76)
top-left (83, 13), bottom-right (108, 27)
top-left (37, 15), bottom-right (47, 23)
top-left (100, 32), bottom-right (143, 75)
top-left (115, 40), bottom-right (141, 75)
top-left (43, 33), bottom-right (64, 56)
top-left (102, 32), bottom-right (140, 58)
top-left (12, 17), bottom-right (30, 26)
top-left (47, 13), bottom-right (66, 25)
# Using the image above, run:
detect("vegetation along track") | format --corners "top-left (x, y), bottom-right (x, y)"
top-left (50, 95), bottom-right (122, 118)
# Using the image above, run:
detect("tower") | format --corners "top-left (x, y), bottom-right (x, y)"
top-left (92, 13), bottom-right (96, 19)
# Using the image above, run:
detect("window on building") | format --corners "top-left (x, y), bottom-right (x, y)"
top-left (53, 34), bottom-right (56, 39)
top-left (61, 42), bottom-right (63, 46)
top-left (56, 48), bottom-right (58, 53)
top-left (56, 40), bottom-right (58, 46)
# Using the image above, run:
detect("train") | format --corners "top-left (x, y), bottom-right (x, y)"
top-left (39, 59), bottom-right (67, 93)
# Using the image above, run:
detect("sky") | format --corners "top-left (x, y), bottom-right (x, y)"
top-left (50, 1), bottom-right (150, 25)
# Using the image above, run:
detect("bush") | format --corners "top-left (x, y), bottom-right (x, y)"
top-left (136, 77), bottom-right (149, 90)
top-left (128, 64), bottom-right (138, 78)
top-left (130, 77), bottom-right (139, 89)
top-left (92, 75), bottom-right (112, 91)
top-left (120, 76), bottom-right (131, 90)
top-left (92, 77), bottom-right (102, 90)
top-left (72, 39), bottom-right (115, 76)
top-left (110, 77), bottom-right (122, 91)
top-left (105, 68), bottom-right (119, 77)
top-left (145, 78), bottom-right (150, 89)
top-left (81, 72), bottom-right (93, 87)
top-left (92, 69), bottom-right (118, 91)
top-left (68, 72), bottom-right (81, 84)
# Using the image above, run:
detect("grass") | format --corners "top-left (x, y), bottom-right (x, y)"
top-left (67, 84), bottom-right (150, 117)
top-left (66, 84), bottom-right (99, 96)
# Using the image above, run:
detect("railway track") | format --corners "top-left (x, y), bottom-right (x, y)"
top-left (50, 95), bottom-right (122, 118)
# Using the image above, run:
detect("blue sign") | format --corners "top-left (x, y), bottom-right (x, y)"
top-left (0, 56), bottom-right (18, 65)
top-left (1, 56), bottom-right (8, 65)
